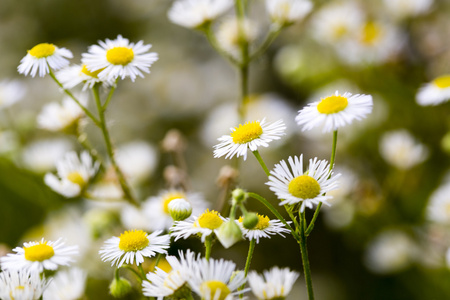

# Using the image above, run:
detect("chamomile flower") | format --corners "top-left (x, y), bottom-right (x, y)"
top-left (237, 214), bottom-right (290, 244)
top-left (42, 267), bottom-right (87, 300)
top-left (1, 238), bottom-right (78, 273)
top-left (44, 151), bottom-right (99, 198)
top-left (0, 79), bottom-right (26, 110)
top-left (265, 0), bottom-right (313, 27)
top-left (56, 64), bottom-right (113, 91)
top-left (266, 155), bottom-right (340, 212)
top-left (214, 118), bottom-right (286, 160)
top-left (168, 0), bottom-right (233, 29)
top-left (296, 91), bottom-right (373, 133)
top-left (142, 250), bottom-right (197, 299)
top-left (82, 35), bottom-right (158, 82)
top-left (18, 43), bottom-right (73, 77)
top-left (0, 269), bottom-right (48, 300)
top-left (171, 209), bottom-right (226, 242)
top-left (188, 257), bottom-right (246, 300)
top-left (416, 75), bottom-right (450, 106)
top-left (247, 267), bottom-right (299, 300)
top-left (99, 229), bottom-right (170, 268)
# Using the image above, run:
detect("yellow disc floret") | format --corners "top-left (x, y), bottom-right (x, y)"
top-left (67, 172), bottom-right (86, 187)
top-left (80, 64), bottom-right (103, 78)
top-left (200, 281), bottom-right (231, 300)
top-left (106, 47), bottom-right (134, 65)
top-left (24, 241), bottom-right (55, 262)
top-left (433, 75), bottom-right (450, 89)
top-left (162, 192), bottom-right (186, 214)
top-left (118, 230), bottom-right (149, 252)
top-left (317, 95), bottom-right (349, 114)
top-left (361, 21), bottom-right (381, 45)
top-left (255, 214), bottom-right (270, 230)
top-left (197, 209), bottom-right (223, 230)
top-left (288, 175), bottom-right (321, 199)
top-left (28, 43), bottom-right (56, 58)
top-left (231, 121), bottom-right (263, 144)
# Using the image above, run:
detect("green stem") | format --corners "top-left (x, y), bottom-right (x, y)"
top-left (151, 253), bottom-right (162, 272)
top-left (92, 85), bottom-right (139, 207)
top-left (76, 131), bottom-right (104, 172)
top-left (102, 80), bottom-right (118, 110)
top-left (121, 265), bottom-right (142, 283)
top-left (204, 24), bottom-right (240, 66)
top-left (138, 264), bottom-right (147, 280)
top-left (235, 0), bottom-right (250, 122)
top-left (205, 236), bottom-right (213, 261)
top-left (238, 239), bottom-right (256, 295)
top-left (252, 150), bottom-right (270, 177)
top-left (299, 211), bottom-right (315, 300)
top-left (250, 24), bottom-right (282, 61)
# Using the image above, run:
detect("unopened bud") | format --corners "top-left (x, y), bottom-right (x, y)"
top-left (109, 277), bottom-right (132, 298)
top-left (243, 212), bottom-right (259, 230)
top-left (216, 220), bottom-right (243, 249)
top-left (231, 188), bottom-right (247, 205)
top-left (168, 198), bottom-right (192, 221)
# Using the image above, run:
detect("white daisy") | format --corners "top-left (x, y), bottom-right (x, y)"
top-left (379, 129), bottom-right (429, 170)
top-left (247, 267), bottom-right (299, 300)
top-left (426, 183), bottom-right (450, 225)
top-left (170, 209), bottom-right (226, 243)
top-left (142, 189), bottom-right (208, 231)
top-left (142, 250), bottom-right (197, 299)
top-left (99, 229), bottom-right (170, 268)
top-left (18, 43), bottom-right (73, 77)
top-left (37, 93), bottom-right (87, 133)
top-left (0, 269), bottom-right (48, 300)
top-left (42, 267), bottom-right (87, 300)
top-left (188, 257), bottom-right (246, 300)
top-left (296, 91), bottom-right (373, 133)
top-left (237, 214), bottom-right (290, 244)
top-left (0, 79), bottom-right (27, 110)
top-left (168, 0), bottom-right (233, 29)
top-left (1, 238), bottom-right (78, 273)
top-left (416, 74), bottom-right (450, 106)
top-left (81, 35), bottom-right (158, 82)
top-left (21, 138), bottom-right (73, 173)
top-left (214, 118), bottom-right (286, 160)
top-left (44, 151), bottom-right (99, 198)
top-left (265, 0), bottom-right (313, 26)
top-left (266, 155), bottom-right (340, 212)
top-left (56, 64), bottom-right (114, 91)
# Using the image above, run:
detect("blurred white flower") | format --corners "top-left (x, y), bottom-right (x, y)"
top-left (265, 0), bottom-right (313, 26)
top-left (383, 0), bottom-right (433, 20)
top-left (427, 183), bottom-right (450, 225)
top-left (43, 267), bottom-right (87, 300)
top-left (22, 138), bottom-right (73, 173)
top-left (216, 17), bottom-right (259, 60)
top-left (0, 130), bottom-right (20, 154)
top-left (248, 266), bottom-right (299, 300)
top-left (379, 130), bottom-right (428, 170)
top-left (0, 79), bottom-right (26, 110)
top-left (0, 269), bottom-right (48, 300)
top-left (416, 74), bottom-right (450, 106)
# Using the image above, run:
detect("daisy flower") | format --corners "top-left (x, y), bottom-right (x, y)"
top-left (81, 35), bottom-right (158, 82)
top-left (237, 214), bottom-right (290, 244)
top-left (265, 0), bottom-right (313, 27)
top-left (56, 64), bottom-right (114, 91)
top-left (1, 238), bottom-right (78, 273)
top-left (214, 118), bottom-right (286, 160)
top-left (171, 209), bottom-right (226, 242)
top-left (247, 267), bottom-right (299, 300)
top-left (42, 267), bottom-right (87, 300)
top-left (0, 79), bottom-right (26, 110)
top-left (296, 91), bottom-right (373, 133)
top-left (416, 74), bottom-right (450, 106)
top-left (266, 155), bottom-right (340, 212)
top-left (188, 257), bottom-right (246, 300)
top-left (44, 151), bottom-right (99, 198)
top-left (426, 183), bottom-right (450, 225)
top-left (18, 43), bottom-right (73, 77)
top-left (142, 250), bottom-right (197, 299)
top-left (0, 269), bottom-right (48, 300)
top-left (99, 229), bottom-right (170, 268)
top-left (168, 0), bottom-right (233, 29)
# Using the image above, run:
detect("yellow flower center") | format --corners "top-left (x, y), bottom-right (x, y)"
top-left (24, 242), bottom-right (55, 262)
top-left (162, 192), bottom-right (186, 214)
top-left (231, 121), bottom-right (263, 144)
top-left (361, 21), bottom-right (381, 45)
top-left (433, 75), bottom-right (450, 89)
top-left (288, 175), bottom-right (321, 199)
top-left (317, 95), bottom-right (348, 114)
top-left (333, 25), bottom-right (348, 39)
top-left (118, 230), bottom-right (149, 252)
top-left (197, 209), bottom-right (223, 230)
top-left (28, 43), bottom-right (56, 58)
top-left (67, 171), bottom-right (86, 187)
top-left (80, 64), bottom-right (103, 78)
top-left (200, 280), bottom-right (230, 300)
top-left (106, 47), bottom-right (134, 65)
top-left (255, 214), bottom-right (270, 230)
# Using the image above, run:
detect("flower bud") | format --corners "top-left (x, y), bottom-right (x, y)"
top-left (231, 188), bottom-right (247, 205)
top-left (109, 276), bottom-right (132, 298)
top-left (216, 220), bottom-right (243, 249)
top-left (243, 212), bottom-right (259, 230)
top-left (168, 198), bottom-right (192, 221)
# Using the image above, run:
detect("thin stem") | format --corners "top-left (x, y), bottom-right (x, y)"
top-left (250, 24), bottom-right (282, 61)
top-left (92, 85), bottom-right (139, 206)
top-left (205, 236), bottom-right (213, 261)
top-left (102, 80), bottom-right (118, 110)
top-left (151, 253), bottom-right (162, 272)
top-left (299, 211), bottom-right (315, 300)
top-left (238, 239), bottom-right (256, 295)
top-left (138, 264), bottom-right (147, 280)
top-left (121, 265), bottom-right (142, 283)
top-left (252, 150), bottom-right (270, 177)
top-left (235, 0), bottom-right (250, 122)
top-left (204, 24), bottom-right (240, 66)
top-left (76, 131), bottom-right (104, 172)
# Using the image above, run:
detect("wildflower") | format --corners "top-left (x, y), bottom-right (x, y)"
top-left (171, 209), bottom-right (226, 242)
top-left (42, 267), bottom-right (87, 300)
top-left (426, 183), bottom-right (450, 224)
top-left (266, 155), bottom-right (340, 212)
top-left (214, 118), bottom-right (285, 160)
top-left (1, 238), bottom-right (78, 273)
top-left (44, 151), bottom-right (99, 198)
top-left (56, 64), bottom-right (114, 91)
top-left (296, 91), bottom-right (373, 133)
top-left (82, 35), bottom-right (158, 82)
top-left (248, 267), bottom-right (299, 300)
top-left (168, 0), bottom-right (233, 29)
top-left (237, 214), bottom-right (290, 243)
top-left (416, 74), bottom-right (450, 106)
top-left (18, 42), bottom-right (73, 77)
top-left (379, 130), bottom-right (428, 170)
top-left (99, 229), bottom-right (170, 268)
top-left (0, 269), bottom-right (48, 300)
top-left (265, 0), bottom-right (313, 27)
top-left (0, 79), bottom-right (26, 110)
top-left (21, 138), bottom-right (73, 173)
